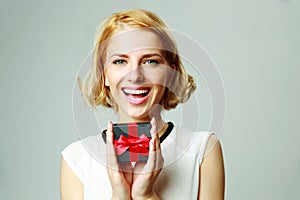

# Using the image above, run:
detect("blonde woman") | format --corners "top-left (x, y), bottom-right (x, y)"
top-left (60, 9), bottom-right (225, 200)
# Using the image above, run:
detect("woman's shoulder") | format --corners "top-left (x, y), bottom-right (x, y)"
top-left (174, 125), bottom-right (213, 135)
top-left (62, 140), bottom-right (86, 159)
top-left (174, 126), bottom-right (214, 143)
top-left (173, 126), bottom-right (217, 157)
top-left (61, 134), bottom-right (103, 163)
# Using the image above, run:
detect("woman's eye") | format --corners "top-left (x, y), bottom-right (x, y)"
top-left (112, 59), bottom-right (127, 65)
top-left (143, 60), bottom-right (159, 65)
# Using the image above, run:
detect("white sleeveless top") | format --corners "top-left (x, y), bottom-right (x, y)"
top-left (62, 127), bottom-right (212, 200)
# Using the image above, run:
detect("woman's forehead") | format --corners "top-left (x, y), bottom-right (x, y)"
top-left (106, 28), bottom-right (164, 57)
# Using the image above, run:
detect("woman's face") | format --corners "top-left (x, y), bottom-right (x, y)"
top-left (104, 27), bottom-right (173, 122)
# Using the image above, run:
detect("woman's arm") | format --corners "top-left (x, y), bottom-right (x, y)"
top-left (198, 135), bottom-right (225, 200)
top-left (60, 158), bottom-right (84, 200)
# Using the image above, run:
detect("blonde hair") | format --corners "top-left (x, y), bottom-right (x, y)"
top-left (79, 9), bottom-right (196, 110)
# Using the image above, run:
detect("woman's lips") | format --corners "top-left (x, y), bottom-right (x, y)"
top-left (122, 87), bottom-right (151, 105)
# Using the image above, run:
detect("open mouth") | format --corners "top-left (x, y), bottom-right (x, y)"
top-left (122, 87), bottom-right (151, 104)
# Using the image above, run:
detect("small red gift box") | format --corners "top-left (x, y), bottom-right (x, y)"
top-left (113, 122), bottom-right (151, 162)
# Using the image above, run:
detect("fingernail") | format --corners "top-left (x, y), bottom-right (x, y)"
top-left (151, 117), bottom-right (155, 123)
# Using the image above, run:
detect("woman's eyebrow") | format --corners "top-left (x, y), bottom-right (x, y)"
top-left (109, 53), bottom-right (163, 59)
top-left (109, 54), bottom-right (129, 59)
top-left (141, 53), bottom-right (163, 59)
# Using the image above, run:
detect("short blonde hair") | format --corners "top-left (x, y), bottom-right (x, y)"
top-left (79, 9), bottom-right (196, 110)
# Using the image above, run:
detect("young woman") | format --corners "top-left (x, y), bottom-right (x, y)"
top-left (60, 9), bottom-right (225, 200)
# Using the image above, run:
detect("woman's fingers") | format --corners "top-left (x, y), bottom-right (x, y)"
top-left (107, 121), bottom-right (114, 143)
top-left (106, 121), bottom-right (119, 170)
top-left (106, 121), bottom-right (133, 172)
top-left (106, 121), bottom-right (132, 199)
top-left (150, 117), bottom-right (159, 151)
top-left (142, 117), bottom-right (164, 172)
top-left (119, 162), bottom-right (133, 183)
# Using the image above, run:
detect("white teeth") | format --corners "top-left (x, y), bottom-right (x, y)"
top-left (123, 88), bottom-right (149, 95)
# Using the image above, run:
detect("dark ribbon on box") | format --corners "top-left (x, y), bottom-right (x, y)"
top-left (114, 134), bottom-right (151, 162)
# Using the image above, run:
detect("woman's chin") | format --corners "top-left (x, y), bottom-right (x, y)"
top-left (118, 100), bottom-right (161, 122)
top-left (121, 108), bottom-right (151, 122)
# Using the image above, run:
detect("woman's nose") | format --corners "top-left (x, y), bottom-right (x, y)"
top-left (127, 64), bottom-right (145, 83)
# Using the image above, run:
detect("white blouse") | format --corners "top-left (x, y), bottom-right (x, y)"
top-left (62, 127), bottom-right (212, 200)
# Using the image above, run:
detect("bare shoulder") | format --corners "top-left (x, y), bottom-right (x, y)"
top-left (60, 158), bottom-right (84, 200)
top-left (198, 134), bottom-right (225, 200)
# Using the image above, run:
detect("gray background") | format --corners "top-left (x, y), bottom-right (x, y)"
top-left (0, 0), bottom-right (299, 199)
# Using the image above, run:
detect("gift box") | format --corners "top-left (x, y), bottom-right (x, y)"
top-left (113, 122), bottom-right (151, 162)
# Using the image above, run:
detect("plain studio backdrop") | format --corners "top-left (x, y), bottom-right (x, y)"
top-left (0, 0), bottom-right (299, 199)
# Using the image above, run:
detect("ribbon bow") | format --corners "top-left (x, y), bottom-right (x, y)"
top-left (114, 134), bottom-right (151, 159)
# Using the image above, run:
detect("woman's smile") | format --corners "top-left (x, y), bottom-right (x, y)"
top-left (122, 86), bottom-right (151, 105)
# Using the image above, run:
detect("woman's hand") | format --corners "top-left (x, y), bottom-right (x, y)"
top-left (131, 118), bottom-right (164, 200)
top-left (106, 121), bottom-right (132, 200)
